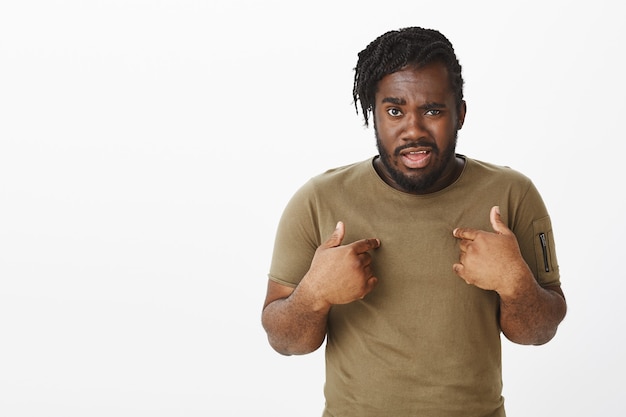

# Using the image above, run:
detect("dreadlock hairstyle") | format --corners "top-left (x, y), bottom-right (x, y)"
top-left (353, 27), bottom-right (464, 127)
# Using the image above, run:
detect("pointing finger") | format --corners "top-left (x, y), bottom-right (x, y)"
top-left (453, 227), bottom-right (476, 241)
top-left (351, 237), bottom-right (381, 254)
top-left (323, 222), bottom-right (380, 253)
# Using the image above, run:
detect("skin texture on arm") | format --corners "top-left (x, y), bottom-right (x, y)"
top-left (262, 222), bottom-right (380, 355)
top-left (452, 206), bottom-right (567, 345)
top-left (261, 280), bottom-right (329, 356)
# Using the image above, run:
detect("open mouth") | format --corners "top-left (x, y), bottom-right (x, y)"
top-left (400, 149), bottom-right (432, 169)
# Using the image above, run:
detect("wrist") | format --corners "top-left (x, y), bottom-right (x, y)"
top-left (497, 265), bottom-right (537, 301)
top-left (296, 275), bottom-right (332, 313)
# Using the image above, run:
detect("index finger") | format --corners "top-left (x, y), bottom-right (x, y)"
top-left (452, 227), bottom-right (477, 241)
top-left (350, 237), bottom-right (381, 254)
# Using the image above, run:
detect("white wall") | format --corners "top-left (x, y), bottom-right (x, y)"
top-left (1, 1), bottom-right (623, 416)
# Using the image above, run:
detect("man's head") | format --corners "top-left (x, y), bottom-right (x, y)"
top-left (353, 27), bottom-right (464, 127)
top-left (355, 27), bottom-right (467, 194)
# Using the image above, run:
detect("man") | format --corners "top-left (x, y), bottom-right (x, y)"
top-left (261, 27), bottom-right (566, 417)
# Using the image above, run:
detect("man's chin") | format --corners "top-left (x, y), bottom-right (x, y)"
top-left (392, 172), bottom-right (437, 193)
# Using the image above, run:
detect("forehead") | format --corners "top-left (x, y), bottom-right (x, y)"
top-left (376, 62), bottom-right (453, 101)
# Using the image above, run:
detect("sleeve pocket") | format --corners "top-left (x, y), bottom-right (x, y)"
top-left (532, 216), bottom-right (560, 287)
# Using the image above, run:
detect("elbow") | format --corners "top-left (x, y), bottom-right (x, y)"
top-left (264, 330), bottom-right (324, 356)
top-left (266, 338), bottom-right (321, 356)
top-left (269, 342), bottom-right (295, 357)
top-left (503, 327), bottom-right (558, 346)
top-left (502, 312), bottom-right (566, 346)
top-left (501, 286), bottom-right (568, 346)
top-left (531, 327), bottom-right (559, 346)
top-left (261, 314), bottom-right (323, 356)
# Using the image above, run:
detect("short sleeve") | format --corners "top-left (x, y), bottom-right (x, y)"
top-left (268, 180), bottom-right (322, 287)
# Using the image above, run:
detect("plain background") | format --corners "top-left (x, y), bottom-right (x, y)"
top-left (1, 1), bottom-right (624, 416)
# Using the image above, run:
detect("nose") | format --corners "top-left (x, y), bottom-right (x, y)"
top-left (402, 112), bottom-right (426, 141)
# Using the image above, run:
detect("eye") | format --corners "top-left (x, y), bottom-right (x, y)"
top-left (425, 109), bottom-right (441, 116)
top-left (386, 108), bottom-right (402, 117)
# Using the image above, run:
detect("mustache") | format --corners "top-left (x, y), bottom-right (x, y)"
top-left (394, 141), bottom-right (439, 157)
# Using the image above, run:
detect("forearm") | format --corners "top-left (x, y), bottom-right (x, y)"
top-left (262, 282), bottom-right (331, 355)
top-left (499, 274), bottom-right (567, 345)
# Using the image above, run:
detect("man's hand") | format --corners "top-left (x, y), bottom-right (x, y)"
top-left (452, 206), bottom-right (533, 298)
top-left (302, 221), bottom-right (381, 308)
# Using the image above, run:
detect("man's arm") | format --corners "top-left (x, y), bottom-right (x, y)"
top-left (262, 221), bottom-right (380, 355)
top-left (498, 279), bottom-right (566, 345)
top-left (261, 280), bottom-right (331, 355)
top-left (452, 206), bottom-right (567, 345)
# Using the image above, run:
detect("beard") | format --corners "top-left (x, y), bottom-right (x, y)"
top-left (375, 126), bottom-right (458, 194)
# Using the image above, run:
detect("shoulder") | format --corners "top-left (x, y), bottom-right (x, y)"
top-left (463, 156), bottom-right (534, 188)
top-left (465, 156), bottom-right (530, 179)
top-left (284, 158), bottom-right (374, 208)
top-left (462, 155), bottom-right (550, 223)
top-left (311, 158), bottom-right (372, 181)
top-left (305, 158), bottom-right (375, 191)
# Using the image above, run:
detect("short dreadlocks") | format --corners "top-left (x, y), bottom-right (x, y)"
top-left (353, 27), bottom-right (464, 127)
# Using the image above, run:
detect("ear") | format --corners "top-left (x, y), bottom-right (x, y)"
top-left (457, 100), bottom-right (467, 129)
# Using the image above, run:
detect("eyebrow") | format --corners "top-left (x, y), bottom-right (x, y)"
top-left (381, 97), bottom-right (406, 105)
top-left (422, 102), bottom-right (447, 109)
top-left (381, 97), bottom-right (447, 109)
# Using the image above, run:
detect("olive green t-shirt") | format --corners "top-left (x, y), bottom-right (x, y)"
top-left (268, 156), bottom-right (560, 417)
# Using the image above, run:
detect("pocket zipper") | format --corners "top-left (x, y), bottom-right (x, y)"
top-left (539, 232), bottom-right (550, 272)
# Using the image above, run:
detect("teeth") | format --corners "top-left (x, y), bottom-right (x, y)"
top-left (409, 151), bottom-right (427, 154)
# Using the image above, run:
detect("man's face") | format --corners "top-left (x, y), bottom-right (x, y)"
top-left (373, 61), bottom-right (466, 194)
